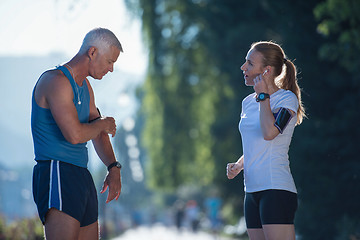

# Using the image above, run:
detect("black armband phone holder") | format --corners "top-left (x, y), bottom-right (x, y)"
top-left (273, 107), bottom-right (293, 134)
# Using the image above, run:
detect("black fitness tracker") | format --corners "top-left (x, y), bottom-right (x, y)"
top-left (107, 161), bottom-right (122, 171)
top-left (256, 93), bottom-right (270, 102)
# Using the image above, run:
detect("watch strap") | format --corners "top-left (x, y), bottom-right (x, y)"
top-left (107, 161), bottom-right (122, 171)
top-left (256, 93), bottom-right (270, 102)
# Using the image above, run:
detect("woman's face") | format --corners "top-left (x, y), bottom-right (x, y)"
top-left (240, 49), bottom-right (265, 86)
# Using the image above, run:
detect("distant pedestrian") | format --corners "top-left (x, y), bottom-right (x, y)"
top-left (185, 200), bottom-right (200, 232)
top-left (204, 196), bottom-right (221, 232)
top-left (174, 200), bottom-right (185, 231)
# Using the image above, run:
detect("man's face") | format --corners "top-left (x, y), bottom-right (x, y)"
top-left (90, 45), bottom-right (121, 80)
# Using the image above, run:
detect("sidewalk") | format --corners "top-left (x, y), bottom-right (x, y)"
top-left (112, 224), bottom-right (229, 240)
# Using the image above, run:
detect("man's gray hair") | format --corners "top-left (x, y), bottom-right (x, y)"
top-left (79, 28), bottom-right (123, 54)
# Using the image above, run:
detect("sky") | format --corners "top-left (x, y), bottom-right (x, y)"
top-left (0, 0), bottom-right (147, 169)
top-left (0, 0), bottom-right (147, 73)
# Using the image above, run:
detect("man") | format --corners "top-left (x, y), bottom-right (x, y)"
top-left (31, 28), bottom-right (123, 239)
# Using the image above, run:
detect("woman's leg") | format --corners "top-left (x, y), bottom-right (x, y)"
top-left (262, 224), bottom-right (295, 240)
top-left (245, 192), bottom-right (265, 240)
top-left (259, 190), bottom-right (297, 240)
top-left (247, 228), bottom-right (266, 240)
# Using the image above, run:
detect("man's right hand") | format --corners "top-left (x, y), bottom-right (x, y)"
top-left (101, 117), bottom-right (116, 137)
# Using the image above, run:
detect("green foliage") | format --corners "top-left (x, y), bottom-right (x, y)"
top-left (125, 0), bottom-right (360, 238)
top-left (134, 0), bottom-right (231, 191)
top-left (0, 216), bottom-right (43, 240)
top-left (335, 215), bottom-right (360, 240)
top-left (314, 0), bottom-right (360, 73)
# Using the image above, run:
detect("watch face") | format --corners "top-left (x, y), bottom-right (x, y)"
top-left (256, 93), bottom-right (269, 102)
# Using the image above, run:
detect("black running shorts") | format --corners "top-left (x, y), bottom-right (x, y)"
top-left (244, 189), bottom-right (298, 229)
top-left (32, 160), bottom-right (98, 227)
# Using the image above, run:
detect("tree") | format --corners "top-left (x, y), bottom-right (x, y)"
top-left (126, 0), bottom-right (232, 191)
top-left (296, 0), bottom-right (360, 238)
top-left (315, 0), bottom-right (360, 74)
top-left (125, 0), bottom-right (360, 238)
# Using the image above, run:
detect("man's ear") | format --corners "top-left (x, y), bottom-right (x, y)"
top-left (87, 46), bottom-right (97, 60)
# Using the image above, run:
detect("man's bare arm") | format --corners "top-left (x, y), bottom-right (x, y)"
top-left (37, 72), bottom-right (116, 144)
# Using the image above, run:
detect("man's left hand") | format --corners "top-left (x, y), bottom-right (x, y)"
top-left (100, 168), bottom-right (121, 203)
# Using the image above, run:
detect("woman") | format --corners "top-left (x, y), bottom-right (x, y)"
top-left (226, 41), bottom-right (305, 240)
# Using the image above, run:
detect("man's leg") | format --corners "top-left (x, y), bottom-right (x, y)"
top-left (79, 221), bottom-right (99, 240)
top-left (44, 208), bottom-right (80, 240)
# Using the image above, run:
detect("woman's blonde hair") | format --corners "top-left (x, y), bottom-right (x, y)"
top-left (251, 41), bottom-right (306, 125)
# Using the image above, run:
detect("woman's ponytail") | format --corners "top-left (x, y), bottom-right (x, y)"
top-left (252, 41), bottom-right (306, 125)
top-left (282, 59), bottom-right (306, 125)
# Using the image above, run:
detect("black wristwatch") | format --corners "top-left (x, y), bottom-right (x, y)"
top-left (107, 161), bottom-right (122, 171)
top-left (256, 93), bottom-right (270, 102)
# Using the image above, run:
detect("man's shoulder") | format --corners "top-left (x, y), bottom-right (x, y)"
top-left (40, 68), bottom-right (65, 81)
top-left (39, 69), bottom-right (69, 87)
top-left (36, 69), bottom-right (73, 99)
top-left (34, 69), bottom-right (72, 108)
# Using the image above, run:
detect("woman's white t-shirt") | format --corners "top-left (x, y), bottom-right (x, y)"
top-left (239, 89), bottom-right (298, 193)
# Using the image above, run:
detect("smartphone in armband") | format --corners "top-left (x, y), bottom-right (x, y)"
top-left (273, 107), bottom-right (293, 134)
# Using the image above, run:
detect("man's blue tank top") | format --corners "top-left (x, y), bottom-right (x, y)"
top-left (31, 66), bottom-right (90, 168)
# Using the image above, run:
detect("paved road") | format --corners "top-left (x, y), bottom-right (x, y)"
top-left (112, 224), bottom-right (226, 240)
